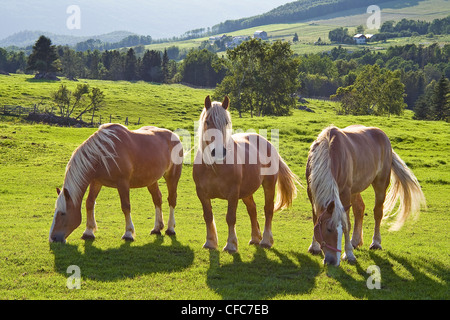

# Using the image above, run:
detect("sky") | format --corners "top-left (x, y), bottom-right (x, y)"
top-left (0, 0), bottom-right (294, 40)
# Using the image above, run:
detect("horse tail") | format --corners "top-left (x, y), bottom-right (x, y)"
top-left (383, 150), bottom-right (426, 231)
top-left (274, 157), bottom-right (301, 212)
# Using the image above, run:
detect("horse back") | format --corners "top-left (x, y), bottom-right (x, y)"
top-left (95, 124), bottom-right (181, 188)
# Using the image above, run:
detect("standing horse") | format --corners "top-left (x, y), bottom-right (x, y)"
top-left (193, 96), bottom-right (300, 253)
top-left (49, 123), bottom-right (183, 243)
top-left (306, 125), bottom-right (426, 266)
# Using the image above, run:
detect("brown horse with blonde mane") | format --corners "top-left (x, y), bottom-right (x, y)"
top-left (193, 96), bottom-right (300, 253)
top-left (49, 123), bottom-right (183, 243)
top-left (306, 125), bottom-right (426, 266)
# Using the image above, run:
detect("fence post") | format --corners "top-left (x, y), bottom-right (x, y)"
top-left (137, 117), bottom-right (140, 125)
top-left (110, 115), bottom-right (112, 123)
top-left (125, 117), bottom-right (128, 126)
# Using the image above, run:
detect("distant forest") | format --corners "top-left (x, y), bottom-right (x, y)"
top-left (211, 0), bottom-right (392, 34)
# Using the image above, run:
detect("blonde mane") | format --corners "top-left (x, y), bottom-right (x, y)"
top-left (308, 126), bottom-right (347, 229)
top-left (59, 124), bottom-right (121, 207)
top-left (197, 101), bottom-right (232, 164)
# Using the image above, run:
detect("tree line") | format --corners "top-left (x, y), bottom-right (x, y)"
top-left (2, 34), bottom-right (449, 121)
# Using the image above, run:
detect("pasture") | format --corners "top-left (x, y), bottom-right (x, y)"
top-left (0, 74), bottom-right (448, 300)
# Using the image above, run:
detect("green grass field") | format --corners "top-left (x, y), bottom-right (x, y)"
top-left (0, 74), bottom-right (449, 300)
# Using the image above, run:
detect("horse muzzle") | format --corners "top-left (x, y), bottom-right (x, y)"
top-left (49, 233), bottom-right (66, 243)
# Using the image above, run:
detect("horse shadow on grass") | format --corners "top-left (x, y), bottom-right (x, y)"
top-left (50, 236), bottom-right (194, 282)
top-left (206, 247), bottom-right (321, 299)
top-left (325, 250), bottom-right (448, 299)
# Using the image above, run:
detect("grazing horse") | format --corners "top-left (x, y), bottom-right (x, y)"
top-left (49, 123), bottom-right (183, 243)
top-left (306, 125), bottom-right (426, 266)
top-left (193, 96), bottom-right (300, 253)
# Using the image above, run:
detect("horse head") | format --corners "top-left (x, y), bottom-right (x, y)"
top-left (199, 96), bottom-right (232, 164)
top-left (49, 187), bottom-right (82, 243)
top-left (313, 201), bottom-right (343, 266)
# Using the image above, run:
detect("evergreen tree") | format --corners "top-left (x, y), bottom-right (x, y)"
top-left (431, 75), bottom-right (450, 120)
top-left (140, 50), bottom-right (162, 82)
top-left (124, 48), bottom-right (137, 81)
top-left (162, 49), bottom-right (169, 83)
top-left (27, 35), bottom-right (60, 75)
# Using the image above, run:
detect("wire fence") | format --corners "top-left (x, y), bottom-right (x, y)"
top-left (0, 104), bottom-right (141, 127)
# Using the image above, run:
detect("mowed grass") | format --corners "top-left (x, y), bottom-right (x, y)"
top-left (0, 74), bottom-right (449, 300)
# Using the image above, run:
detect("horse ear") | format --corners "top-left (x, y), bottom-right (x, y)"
top-left (205, 96), bottom-right (212, 110)
top-left (327, 201), bottom-right (335, 215)
top-left (63, 188), bottom-right (71, 202)
top-left (56, 188), bottom-right (61, 195)
top-left (222, 96), bottom-right (229, 110)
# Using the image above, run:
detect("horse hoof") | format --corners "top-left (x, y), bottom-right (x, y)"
top-left (150, 229), bottom-right (162, 235)
top-left (203, 242), bottom-right (218, 250)
top-left (259, 241), bottom-right (273, 249)
top-left (165, 229), bottom-right (176, 236)
top-left (370, 242), bottom-right (382, 250)
top-left (223, 246), bottom-right (238, 254)
top-left (81, 233), bottom-right (95, 241)
top-left (249, 239), bottom-right (260, 245)
top-left (343, 253), bottom-right (357, 264)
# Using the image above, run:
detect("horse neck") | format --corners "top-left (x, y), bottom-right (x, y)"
top-left (309, 138), bottom-right (344, 215)
top-left (63, 154), bottom-right (95, 207)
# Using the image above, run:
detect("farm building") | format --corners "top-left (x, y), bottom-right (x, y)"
top-left (353, 34), bottom-right (366, 44)
top-left (353, 34), bottom-right (373, 44)
top-left (254, 30), bottom-right (268, 40)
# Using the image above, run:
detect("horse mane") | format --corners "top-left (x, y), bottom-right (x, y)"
top-left (61, 124), bottom-right (121, 204)
top-left (308, 126), bottom-right (347, 229)
top-left (197, 101), bottom-right (232, 163)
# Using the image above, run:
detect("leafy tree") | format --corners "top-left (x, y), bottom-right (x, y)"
top-left (215, 39), bottom-right (300, 117)
top-left (331, 64), bottom-right (406, 116)
top-left (27, 35), bottom-right (61, 75)
top-left (52, 84), bottom-right (105, 122)
top-left (328, 27), bottom-right (353, 44)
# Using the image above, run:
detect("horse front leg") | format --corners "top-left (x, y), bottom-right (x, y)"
top-left (197, 189), bottom-right (218, 250)
top-left (81, 181), bottom-right (102, 240)
top-left (224, 194), bottom-right (239, 253)
top-left (117, 181), bottom-right (135, 241)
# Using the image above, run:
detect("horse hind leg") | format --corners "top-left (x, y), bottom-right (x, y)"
top-left (82, 182), bottom-right (102, 240)
top-left (260, 176), bottom-right (276, 248)
top-left (163, 164), bottom-right (182, 236)
top-left (148, 182), bottom-right (164, 235)
top-left (370, 176), bottom-right (389, 250)
top-left (118, 181), bottom-right (135, 241)
top-left (242, 195), bottom-right (262, 245)
top-left (351, 193), bottom-right (365, 249)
